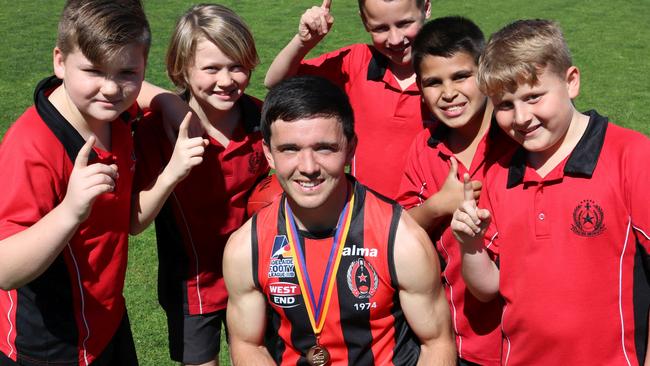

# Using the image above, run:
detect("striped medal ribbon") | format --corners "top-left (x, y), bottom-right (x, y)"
top-left (284, 187), bottom-right (355, 364)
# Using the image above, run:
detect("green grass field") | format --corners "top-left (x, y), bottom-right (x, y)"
top-left (0, 1), bottom-right (649, 364)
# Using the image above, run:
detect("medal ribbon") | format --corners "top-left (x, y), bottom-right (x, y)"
top-left (285, 187), bottom-right (355, 335)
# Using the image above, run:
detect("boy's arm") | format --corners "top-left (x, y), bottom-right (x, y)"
top-left (224, 220), bottom-right (276, 365)
top-left (130, 114), bottom-right (207, 235)
top-left (137, 81), bottom-right (203, 141)
top-left (451, 174), bottom-right (499, 302)
top-left (264, 0), bottom-right (334, 88)
top-left (405, 157), bottom-right (482, 233)
top-left (394, 212), bottom-right (456, 365)
top-left (0, 137), bottom-right (116, 289)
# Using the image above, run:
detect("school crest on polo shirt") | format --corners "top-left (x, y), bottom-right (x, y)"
top-left (346, 258), bottom-right (378, 299)
top-left (571, 199), bottom-right (606, 237)
top-left (268, 235), bottom-right (295, 278)
top-left (248, 151), bottom-right (265, 174)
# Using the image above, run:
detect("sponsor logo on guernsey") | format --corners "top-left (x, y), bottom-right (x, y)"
top-left (268, 235), bottom-right (295, 278)
top-left (347, 258), bottom-right (379, 299)
top-left (341, 244), bottom-right (378, 257)
top-left (571, 199), bottom-right (606, 237)
top-left (268, 281), bottom-right (301, 308)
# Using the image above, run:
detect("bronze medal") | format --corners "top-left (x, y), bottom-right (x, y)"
top-left (306, 344), bottom-right (331, 366)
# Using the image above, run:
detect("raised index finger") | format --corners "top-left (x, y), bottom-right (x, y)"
top-left (177, 112), bottom-right (192, 140)
top-left (75, 135), bottom-right (96, 168)
top-left (321, 0), bottom-right (331, 10)
top-left (462, 173), bottom-right (475, 203)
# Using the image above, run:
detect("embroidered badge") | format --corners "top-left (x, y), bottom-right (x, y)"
top-left (346, 258), bottom-right (378, 299)
top-left (248, 151), bottom-right (265, 174)
top-left (571, 199), bottom-right (605, 237)
top-left (268, 235), bottom-right (295, 278)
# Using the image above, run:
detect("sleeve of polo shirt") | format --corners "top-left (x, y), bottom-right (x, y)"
top-left (0, 120), bottom-right (63, 240)
top-left (626, 131), bottom-right (650, 251)
top-left (396, 133), bottom-right (430, 209)
top-left (132, 111), bottom-right (168, 194)
top-left (297, 45), bottom-right (357, 89)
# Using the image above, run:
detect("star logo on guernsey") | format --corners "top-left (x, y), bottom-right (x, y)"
top-left (267, 281), bottom-right (301, 308)
top-left (341, 244), bottom-right (378, 257)
top-left (571, 199), bottom-right (606, 237)
top-left (268, 235), bottom-right (295, 278)
top-left (346, 258), bottom-right (379, 299)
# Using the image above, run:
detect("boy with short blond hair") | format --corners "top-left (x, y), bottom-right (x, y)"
top-left (0, 1), bottom-right (205, 364)
top-left (397, 16), bottom-right (514, 366)
top-left (452, 19), bottom-right (650, 365)
top-left (264, 0), bottom-right (432, 200)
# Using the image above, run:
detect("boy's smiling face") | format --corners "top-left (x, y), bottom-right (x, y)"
top-left (53, 43), bottom-right (146, 126)
top-left (361, 0), bottom-right (429, 68)
top-left (491, 66), bottom-right (581, 160)
top-left (419, 52), bottom-right (486, 130)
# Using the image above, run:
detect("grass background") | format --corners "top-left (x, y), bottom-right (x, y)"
top-left (0, 1), bottom-right (648, 364)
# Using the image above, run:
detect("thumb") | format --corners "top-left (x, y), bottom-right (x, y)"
top-left (178, 112), bottom-right (192, 140)
top-left (75, 135), bottom-right (95, 168)
top-left (448, 156), bottom-right (459, 179)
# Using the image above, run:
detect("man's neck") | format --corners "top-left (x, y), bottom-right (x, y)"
top-left (288, 180), bottom-right (350, 234)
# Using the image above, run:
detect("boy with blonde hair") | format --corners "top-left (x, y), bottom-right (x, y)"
top-left (452, 19), bottom-right (650, 365)
top-left (265, 0), bottom-right (432, 199)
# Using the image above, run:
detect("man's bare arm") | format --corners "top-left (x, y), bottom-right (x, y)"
top-left (224, 220), bottom-right (276, 365)
top-left (394, 211), bottom-right (456, 365)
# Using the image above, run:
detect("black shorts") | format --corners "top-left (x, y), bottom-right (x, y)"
top-left (0, 312), bottom-right (137, 366)
top-left (166, 309), bottom-right (226, 364)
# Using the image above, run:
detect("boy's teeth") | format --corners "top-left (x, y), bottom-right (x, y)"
top-left (299, 181), bottom-right (316, 188)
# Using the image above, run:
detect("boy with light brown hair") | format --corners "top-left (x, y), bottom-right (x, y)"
top-left (452, 19), bottom-right (650, 365)
top-left (0, 1), bottom-right (204, 364)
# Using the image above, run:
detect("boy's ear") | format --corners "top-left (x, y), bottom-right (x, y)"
top-left (423, 0), bottom-right (431, 19)
top-left (565, 66), bottom-right (581, 99)
top-left (52, 47), bottom-right (66, 79)
top-left (262, 141), bottom-right (276, 170)
top-left (346, 136), bottom-right (358, 163)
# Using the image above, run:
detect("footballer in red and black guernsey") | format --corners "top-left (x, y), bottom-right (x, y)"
top-left (224, 76), bottom-right (456, 365)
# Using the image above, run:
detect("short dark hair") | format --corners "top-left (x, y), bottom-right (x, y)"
top-left (57, 0), bottom-right (151, 64)
top-left (261, 76), bottom-right (355, 144)
top-left (412, 16), bottom-right (485, 76)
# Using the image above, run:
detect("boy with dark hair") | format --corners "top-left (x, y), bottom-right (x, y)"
top-left (396, 16), bottom-right (513, 366)
top-left (264, 0), bottom-right (431, 200)
top-left (224, 76), bottom-right (456, 365)
top-left (452, 19), bottom-right (650, 365)
top-left (0, 1), bottom-right (204, 364)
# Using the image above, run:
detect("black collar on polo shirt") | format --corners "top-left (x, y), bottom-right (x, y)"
top-left (426, 116), bottom-right (501, 149)
top-left (506, 110), bottom-right (609, 188)
top-left (34, 76), bottom-right (138, 164)
top-left (239, 94), bottom-right (262, 134)
top-left (367, 47), bottom-right (389, 81)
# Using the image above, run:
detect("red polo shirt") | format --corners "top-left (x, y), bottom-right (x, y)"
top-left (396, 121), bottom-right (513, 365)
top-left (298, 44), bottom-right (432, 199)
top-left (0, 76), bottom-right (138, 365)
top-left (133, 95), bottom-right (269, 315)
top-left (481, 110), bottom-right (650, 365)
